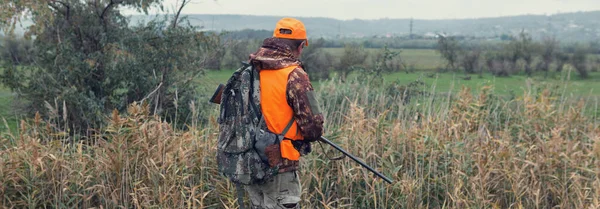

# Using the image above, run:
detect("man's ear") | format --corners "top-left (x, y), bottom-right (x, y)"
top-left (293, 45), bottom-right (303, 58)
top-left (298, 41), bottom-right (305, 53)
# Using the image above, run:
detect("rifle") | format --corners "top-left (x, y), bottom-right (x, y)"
top-left (319, 136), bottom-right (394, 184)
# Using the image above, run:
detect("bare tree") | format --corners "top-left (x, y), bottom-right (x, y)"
top-left (172, 0), bottom-right (192, 28)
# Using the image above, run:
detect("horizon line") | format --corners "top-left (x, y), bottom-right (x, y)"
top-left (124, 10), bottom-right (600, 21)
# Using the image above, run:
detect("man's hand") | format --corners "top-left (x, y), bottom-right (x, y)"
top-left (292, 140), bottom-right (312, 155)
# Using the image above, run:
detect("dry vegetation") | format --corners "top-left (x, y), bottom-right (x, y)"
top-left (1, 77), bottom-right (599, 208)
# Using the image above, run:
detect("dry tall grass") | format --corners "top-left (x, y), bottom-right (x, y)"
top-left (1, 77), bottom-right (599, 208)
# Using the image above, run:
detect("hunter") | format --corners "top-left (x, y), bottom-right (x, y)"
top-left (245, 17), bottom-right (324, 209)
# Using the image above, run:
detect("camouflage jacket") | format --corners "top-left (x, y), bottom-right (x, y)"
top-left (249, 37), bottom-right (324, 158)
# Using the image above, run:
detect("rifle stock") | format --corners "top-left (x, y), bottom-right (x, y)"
top-left (209, 84), bottom-right (225, 104)
top-left (319, 136), bottom-right (394, 184)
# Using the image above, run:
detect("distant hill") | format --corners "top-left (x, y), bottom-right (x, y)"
top-left (129, 11), bottom-right (600, 42)
top-left (7, 11), bottom-right (600, 42)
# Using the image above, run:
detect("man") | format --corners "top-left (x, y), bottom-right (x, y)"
top-left (245, 17), bottom-right (324, 209)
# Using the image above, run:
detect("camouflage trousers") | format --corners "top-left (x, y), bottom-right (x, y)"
top-left (244, 171), bottom-right (301, 209)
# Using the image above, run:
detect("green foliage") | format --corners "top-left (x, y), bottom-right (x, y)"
top-left (0, 0), bottom-right (164, 37)
top-left (436, 36), bottom-right (461, 72)
top-left (484, 51), bottom-right (511, 76)
top-left (458, 45), bottom-right (482, 75)
top-left (221, 29), bottom-right (271, 40)
top-left (571, 45), bottom-right (589, 79)
top-left (500, 34), bottom-right (514, 41)
top-left (508, 31), bottom-right (538, 76)
top-left (0, 0), bottom-right (208, 135)
top-left (385, 79), bottom-right (428, 105)
top-left (502, 32), bottom-right (533, 75)
top-left (221, 38), bottom-right (261, 69)
top-left (365, 45), bottom-right (404, 85)
top-left (555, 51), bottom-right (570, 72)
top-left (539, 37), bottom-right (559, 76)
top-left (335, 43), bottom-right (368, 81)
top-left (324, 48), bottom-right (443, 71)
top-left (590, 41), bottom-right (600, 54)
top-left (198, 32), bottom-right (225, 70)
top-left (301, 38), bottom-right (335, 80)
top-left (0, 35), bottom-right (34, 65)
top-left (593, 57), bottom-right (600, 73)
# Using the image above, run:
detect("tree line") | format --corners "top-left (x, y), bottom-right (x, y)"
top-left (436, 31), bottom-right (600, 79)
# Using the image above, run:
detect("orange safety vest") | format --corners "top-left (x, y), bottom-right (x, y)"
top-left (260, 65), bottom-right (304, 161)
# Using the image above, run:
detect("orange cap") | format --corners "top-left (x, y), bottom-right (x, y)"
top-left (273, 17), bottom-right (309, 46)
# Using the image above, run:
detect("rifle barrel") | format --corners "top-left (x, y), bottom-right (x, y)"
top-left (320, 136), bottom-right (394, 184)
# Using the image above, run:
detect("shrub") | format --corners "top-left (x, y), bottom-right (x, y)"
top-left (335, 43), bottom-right (368, 81)
top-left (301, 38), bottom-right (335, 81)
top-left (571, 46), bottom-right (589, 79)
top-left (1, 2), bottom-right (211, 135)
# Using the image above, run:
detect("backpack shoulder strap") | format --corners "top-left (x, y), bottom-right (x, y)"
top-left (245, 61), bottom-right (295, 137)
top-left (235, 183), bottom-right (246, 209)
top-left (280, 117), bottom-right (295, 137)
top-left (246, 62), bottom-right (263, 122)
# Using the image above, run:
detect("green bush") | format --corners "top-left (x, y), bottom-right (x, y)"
top-left (301, 38), bottom-right (335, 81)
top-left (335, 43), bottom-right (369, 81)
top-left (1, 1), bottom-right (211, 135)
top-left (571, 46), bottom-right (589, 79)
top-left (0, 35), bottom-right (34, 65)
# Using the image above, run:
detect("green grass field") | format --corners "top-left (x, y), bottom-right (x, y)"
top-left (370, 69), bottom-right (600, 96)
top-left (200, 64), bottom-right (600, 97)
top-left (0, 84), bottom-right (18, 133)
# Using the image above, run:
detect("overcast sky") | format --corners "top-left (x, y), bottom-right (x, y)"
top-left (122, 0), bottom-right (600, 20)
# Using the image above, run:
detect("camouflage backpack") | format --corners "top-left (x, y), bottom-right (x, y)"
top-left (216, 62), bottom-right (294, 185)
